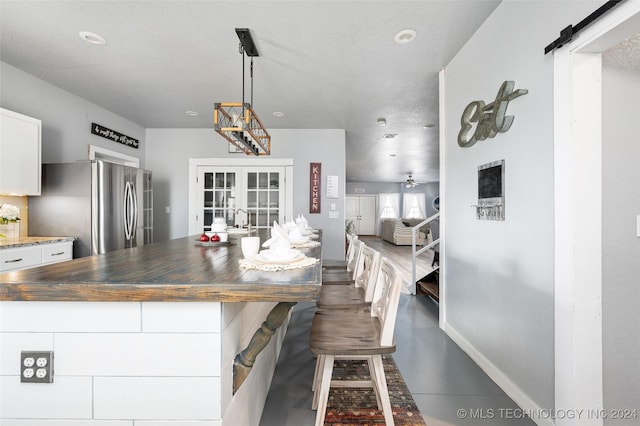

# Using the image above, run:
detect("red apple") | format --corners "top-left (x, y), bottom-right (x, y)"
top-left (211, 234), bottom-right (221, 242)
top-left (200, 233), bottom-right (210, 242)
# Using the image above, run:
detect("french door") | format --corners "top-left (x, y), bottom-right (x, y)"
top-left (195, 166), bottom-right (285, 233)
top-left (346, 195), bottom-right (377, 235)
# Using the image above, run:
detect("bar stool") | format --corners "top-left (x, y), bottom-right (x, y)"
top-left (310, 257), bottom-right (403, 426)
top-left (322, 233), bottom-right (357, 270)
top-left (316, 245), bottom-right (381, 311)
top-left (321, 237), bottom-right (364, 285)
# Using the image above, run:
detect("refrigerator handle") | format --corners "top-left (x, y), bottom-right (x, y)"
top-left (123, 182), bottom-right (132, 240)
top-left (130, 182), bottom-right (138, 240)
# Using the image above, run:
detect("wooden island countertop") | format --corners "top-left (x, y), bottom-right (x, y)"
top-left (0, 231), bottom-right (322, 302)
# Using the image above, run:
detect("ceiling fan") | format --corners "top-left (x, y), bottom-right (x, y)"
top-left (405, 174), bottom-right (425, 188)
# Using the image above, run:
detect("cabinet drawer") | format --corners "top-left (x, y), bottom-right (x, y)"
top-left (42, 242), bottom-right (73, 264)
top-left (0, 246), bottom-right (41, 272)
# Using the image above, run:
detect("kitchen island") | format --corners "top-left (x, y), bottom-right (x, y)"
top-left (0, 231), bottom-right (322, 426)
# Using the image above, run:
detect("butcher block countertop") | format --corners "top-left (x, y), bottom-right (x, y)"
top-left (0, 231), bottom-right (322, 302)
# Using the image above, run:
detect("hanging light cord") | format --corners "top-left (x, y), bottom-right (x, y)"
top-left (250, 57), bottom-right (254, 107)
top-left (237, 41), bottom-right (255, 121)
top-left (239, 42), bottom-right (245, 113)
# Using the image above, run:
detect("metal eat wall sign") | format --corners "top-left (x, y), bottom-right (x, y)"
top-left (457, 81), bottom-right (528, 148)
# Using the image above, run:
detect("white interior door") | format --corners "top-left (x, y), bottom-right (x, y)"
top-left (196, 167), bottom-right (240, 232)
top-left (189, 158), bottom-right (293, 236)
top-left (357, 196), bottom-right (377, 235)
top-left (244, 167), bottom-right (285, 229)
top-left (346, 196), bottom-right (359, 232)
top-left (195, 166), bottom-right (285, 233)
top-left (346, 195), bottom-right (376, 235)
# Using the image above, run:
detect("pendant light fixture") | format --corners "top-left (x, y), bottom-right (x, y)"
top-left (214, 28), bottom-right (271, 156)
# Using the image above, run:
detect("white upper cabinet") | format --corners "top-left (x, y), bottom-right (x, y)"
top-left (0, 108), bottom-right (42, 195)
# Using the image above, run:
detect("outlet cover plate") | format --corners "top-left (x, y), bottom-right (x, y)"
top-left (21, 351), bottom-right (53, 383)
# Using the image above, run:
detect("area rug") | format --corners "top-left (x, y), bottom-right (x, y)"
top-left (324, 355), bottom-right (427, 425)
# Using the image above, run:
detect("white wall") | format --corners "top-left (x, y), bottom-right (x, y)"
top-left (145, 128), bottom-right (346, 259)
top-left (443, 0), bottom-right (599, 414)
top-left (602, 40), bottom-right (640, 420)
top-left (0, 61), bottom-right (146, 167)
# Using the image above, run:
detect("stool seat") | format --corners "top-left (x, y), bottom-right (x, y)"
top-left (322, 259), bottom-right (348, 270)
top-left (310, 310), bottom-right (396, 355)
top-left (321, 270), bottom-right (354, 285)
top-left (316, 285), bottom-right (367, 310)
top-left (317, 245), bottom-right (381, 311)
top-left (322, 238), bottom-right (364, 285)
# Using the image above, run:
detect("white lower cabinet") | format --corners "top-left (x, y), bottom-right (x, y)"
top-left (0, 241), bottom-right (73, 272)
top-left (41, 241), bottom-right (73, 265)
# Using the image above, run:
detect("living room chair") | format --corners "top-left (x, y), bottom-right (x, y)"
top-left (310, 257), bottom-right (403, 426)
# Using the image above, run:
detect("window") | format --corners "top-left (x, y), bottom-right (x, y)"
top-left (402, 193), bottom-right (426, 218)
top-left (379, 194), bottom-right (399, 218)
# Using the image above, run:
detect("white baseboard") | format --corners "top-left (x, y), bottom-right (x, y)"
top-left (443, 322), bottom-right (555, 426)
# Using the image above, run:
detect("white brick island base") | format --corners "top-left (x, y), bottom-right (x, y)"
top-left (0, 300), bottom-right (290, 426)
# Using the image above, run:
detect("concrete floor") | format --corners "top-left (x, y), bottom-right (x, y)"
top-left (259, 296), bottom-right (536, 425)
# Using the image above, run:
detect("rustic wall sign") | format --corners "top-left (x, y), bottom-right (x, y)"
top-left (458, 81), bottom-right (528, 148)
top-left (309, 163), bottom-right (321, 214)
top-left (91, 123), bottom-right (139, 149)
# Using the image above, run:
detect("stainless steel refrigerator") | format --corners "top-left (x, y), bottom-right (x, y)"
top-left (29, 160), bottom-right (153, 258)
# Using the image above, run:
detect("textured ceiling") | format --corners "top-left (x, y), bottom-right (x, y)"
top-left (603, 32), bottom-right (640, 73)
top-left (0, 0), bottom-right (502, 183)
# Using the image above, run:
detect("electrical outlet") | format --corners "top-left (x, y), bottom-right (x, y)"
top-left (21, 351), bottom-right (53, 383)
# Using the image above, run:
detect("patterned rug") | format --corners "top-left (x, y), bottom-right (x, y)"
top-left (324, 355), bottom-right (427, 425)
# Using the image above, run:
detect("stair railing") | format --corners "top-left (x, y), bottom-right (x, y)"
top-left (410, 212), bottom-right (440, 295)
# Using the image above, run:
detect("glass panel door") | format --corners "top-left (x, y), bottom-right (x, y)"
top-left (199, 167), bottom-right (237, 232)
top-left (245, 169), bottom-right (283, 229)
top-left (197, 166), bottom-right (285, 233)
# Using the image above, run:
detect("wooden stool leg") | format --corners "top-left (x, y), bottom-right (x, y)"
top-left (372, 355), bottom-right (394, 426)
top-left (315, 355), bottom-right (335, 426)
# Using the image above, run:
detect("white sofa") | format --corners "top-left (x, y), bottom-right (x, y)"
top-left (380, 218), bottom-right (427, 246)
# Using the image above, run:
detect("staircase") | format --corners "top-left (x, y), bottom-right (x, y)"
top-left (417, 267), bottom-right (439, 302)
top-left (409, 212), bottom-right (440, 295)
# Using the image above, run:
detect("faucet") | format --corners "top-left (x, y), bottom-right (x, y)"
top-left (235, 208), bottom-right (252, 232)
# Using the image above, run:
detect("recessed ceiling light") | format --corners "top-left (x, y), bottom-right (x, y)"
top-left (389, 154), bottom-right (397, 157)
top-left (273, 111), bottom-right (285, 117)
top-left (394, 29), bottom-right (417, 44)
top-left (382, 133), bottom-right (398, 140)
top-left (424, 124), bottom-right (435, 129)
top-left (79, 31), bottom-right (106, 45)
top-left (185, 111), bottom-right (199, 116)
top-left (377, 118), bottom-right (387, 127)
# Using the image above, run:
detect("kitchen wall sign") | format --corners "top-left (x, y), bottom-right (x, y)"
top-left (309, 163), bottom-right (321, 214)
top-left (457, 81), bottom-right (528, 148)
top-left (91, 123), bottom-right (139, 149)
